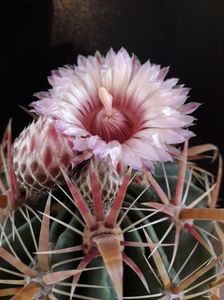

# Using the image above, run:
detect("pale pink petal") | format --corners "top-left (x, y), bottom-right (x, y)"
top-left (112, 49), bottom-right (132, 101)
top-left (74, 136), bottom-right (102, 152)
top-left (145, 115), bottom-right (195, 128)
top-left (121, 144), bottom-right (143, 170)
top-left (105, 48), bottom-right (116, 66)
top-left (125, 138), bottom-right (160, 161)
top-left (56, 120), bottom-right (88, 137)
top-left (31, 97), bottom-right (59, 116)
top-left (157, 66), bottom-right (170, 80)
top-left (141, 158), bottom-right (155, 171)
top-left (77, 54), bottom-right (88, 67)
top-left (147, 128), bottom-right (195, 144)
top-left (178, 102), bottom-right (201, 114)
top-left (100, 66), bottom-right (113, 93)
top-left (103, 141), bottom-right (122, 168)
top-left (150, 133), bottom-right (173, 162)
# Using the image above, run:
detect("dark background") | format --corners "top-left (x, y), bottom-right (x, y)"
top-left (1, 0), bottom-right (224, 198)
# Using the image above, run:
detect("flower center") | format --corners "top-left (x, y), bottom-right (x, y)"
top-left (87, 87), bottom-right (133, 143)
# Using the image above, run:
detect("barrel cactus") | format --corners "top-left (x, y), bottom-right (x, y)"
top-left (0, 48), bottom-right (223, 300)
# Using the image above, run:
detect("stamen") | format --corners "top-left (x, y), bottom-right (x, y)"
top-left (98, 87), bottom-right (113, 117)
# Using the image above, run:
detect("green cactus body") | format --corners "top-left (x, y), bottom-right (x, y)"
top-left (0, 153), bottom-right (222, 300)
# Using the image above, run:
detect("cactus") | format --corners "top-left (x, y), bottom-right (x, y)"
top-left (0, 49), bottom-right (224, 300)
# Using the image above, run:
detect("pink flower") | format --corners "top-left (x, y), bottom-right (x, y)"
top-left (31, 48), bottom-right (199, 169)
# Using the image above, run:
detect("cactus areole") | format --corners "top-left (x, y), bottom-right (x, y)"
top-left (0, 48), bottom-right (223, 300)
